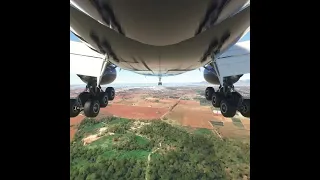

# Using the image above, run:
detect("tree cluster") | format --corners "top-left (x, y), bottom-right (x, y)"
top-left (70, 117), bottom-right (249, 180)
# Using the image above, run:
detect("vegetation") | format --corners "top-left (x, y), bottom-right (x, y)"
top-left (168, 96), bottom-right (180, 99)
top-left (196, 90), bottom-right (205, 96)
top-left (211, 121), bottom-right (224, 126)
top-left (194, 97), bottom-right (212, 106)
top-left (71, 117), bottom-right (250, 180)
top-left (181, 97), bottom-right (191, 100)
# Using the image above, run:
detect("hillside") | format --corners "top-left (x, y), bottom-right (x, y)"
top-left (70, 117), bottom-right (250, 180)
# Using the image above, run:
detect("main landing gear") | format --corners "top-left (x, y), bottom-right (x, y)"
top-left (70, 84), bottom-right (115, 118)
top-left (158, 76), bottom-right (162, 86)
top-left (205, 85), bottom-right (250, 118)
top-left (70, 54), bottom-right (116, 118)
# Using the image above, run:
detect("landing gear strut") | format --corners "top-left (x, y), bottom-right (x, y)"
top-left (158, 76), bottom-right (162, 86)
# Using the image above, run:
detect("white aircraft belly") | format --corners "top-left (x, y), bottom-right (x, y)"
top-left (70, 5), bottom-right (250, 76)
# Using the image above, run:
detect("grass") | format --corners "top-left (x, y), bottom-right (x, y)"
top-left (107, 117), bottom-right (131, 125)
top-left (232, 118), bottom-right (244, 128)
top-left (211, 121), bottom-right (224, 126)
top-left (89, 134), bottom-right (118, 148)
top-left (231, 118), bottom-right (242, 123)
top-left (193, 97), bottom-right (212, 106)
top-left (79, 122), bottom-right (105, 135)
top-left (135, 135), bottom-right (150, 146)
top-left (194, 128), bottom-right (213, 135)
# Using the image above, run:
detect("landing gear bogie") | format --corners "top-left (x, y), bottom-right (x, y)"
top-left (205, 85), bottom-right (250, 118)
top-left (70, 85), bottom-right (116, 118)
top-left (70, 99), bottom-right (80, 117)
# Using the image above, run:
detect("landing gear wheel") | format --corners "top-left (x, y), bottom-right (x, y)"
top-left (106, 87), bottom-right (115, 101)
top-left (205, 87), bottom-right (214, 100)
top-left (211, 92), bottom-right (222, 107)
top-left (78, 92), bottom-right (90, 106)
top-left (70, 99), bottom-right (80, 117)
top-left (84, 99), bottom-right (100, 118)
top-left (240, 99), bottom-right (250, 118)
top-left (220, 99), bottom-right (237, 117)
top-left (99, 92), bottom-right (109, 107)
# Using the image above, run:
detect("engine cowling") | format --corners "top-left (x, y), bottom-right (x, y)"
top-left (77, 65), bottom-right (117, 85)
top-left (203, 65), bottom-right (242, 85)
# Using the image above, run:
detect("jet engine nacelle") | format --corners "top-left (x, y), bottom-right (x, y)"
top-left (203, 65), bottom-right (242, 85)
top-left (77, 65), bottom-right (117, 85)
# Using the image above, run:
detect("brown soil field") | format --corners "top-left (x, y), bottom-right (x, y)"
top-left (179, 100), bottom-right (200, 106)
top-left (100, 104), bottom-right (168, 120)
top-left (111, 96), bottom-right (123, 103)
top-left (70, 115), bottom-right (85, 142)
top-left (167, 105), bottom-right (214, 129)
top-left (135, 99), bottom-right (177, 108)
top-left (166, 102), bottom-right (250, 138)
top-left (70, 86), bottom-right (250, 140)
top-left (215, 122), bottom-right (250, 139)
top-left (240, 118), bottom-right (250, 130)
top-left (70, 115), bottom-right (85, 126)
top-left (159, 99), bottom-right (179, 103)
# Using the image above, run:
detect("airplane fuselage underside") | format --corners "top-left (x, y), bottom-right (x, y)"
top-left (70, 0), bottom-right (250, 77)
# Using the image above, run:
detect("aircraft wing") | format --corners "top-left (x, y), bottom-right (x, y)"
top-left (70, 41), bottom-right (113, 77)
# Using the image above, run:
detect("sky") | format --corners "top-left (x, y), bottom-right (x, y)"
top-left (70, 31), bottom-right (250, 84)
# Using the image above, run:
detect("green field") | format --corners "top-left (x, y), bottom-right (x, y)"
top-left (194, 97), bottom-right (212, 106)
top-left (232, 118), bottom-right (245, 128)
top-left (70, 117), bottom-right (250, 180)
top-left (211, 121), bottom-right (224, 126)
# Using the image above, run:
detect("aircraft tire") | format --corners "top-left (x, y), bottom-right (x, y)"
top-left (240, 99), bottom-right (250, 117)
top-left (79, 92), bottom-right (90, 106)
top-left (212, 92), bottom-right (222, 107)
top-left (205, 87), bottom-right (214, 100)
top-left (220, 99), bottom-right (237, 117)
top-left (70, 99), bottom-right (80, 117)
top-left (99, 92), bottom-right (109, 108)
top-left (84, 99), bottom-right (100, 118)
top-left (106, 87), bottom-right (115, 101)
top-left (231, 91), bottom-right (242, 102)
